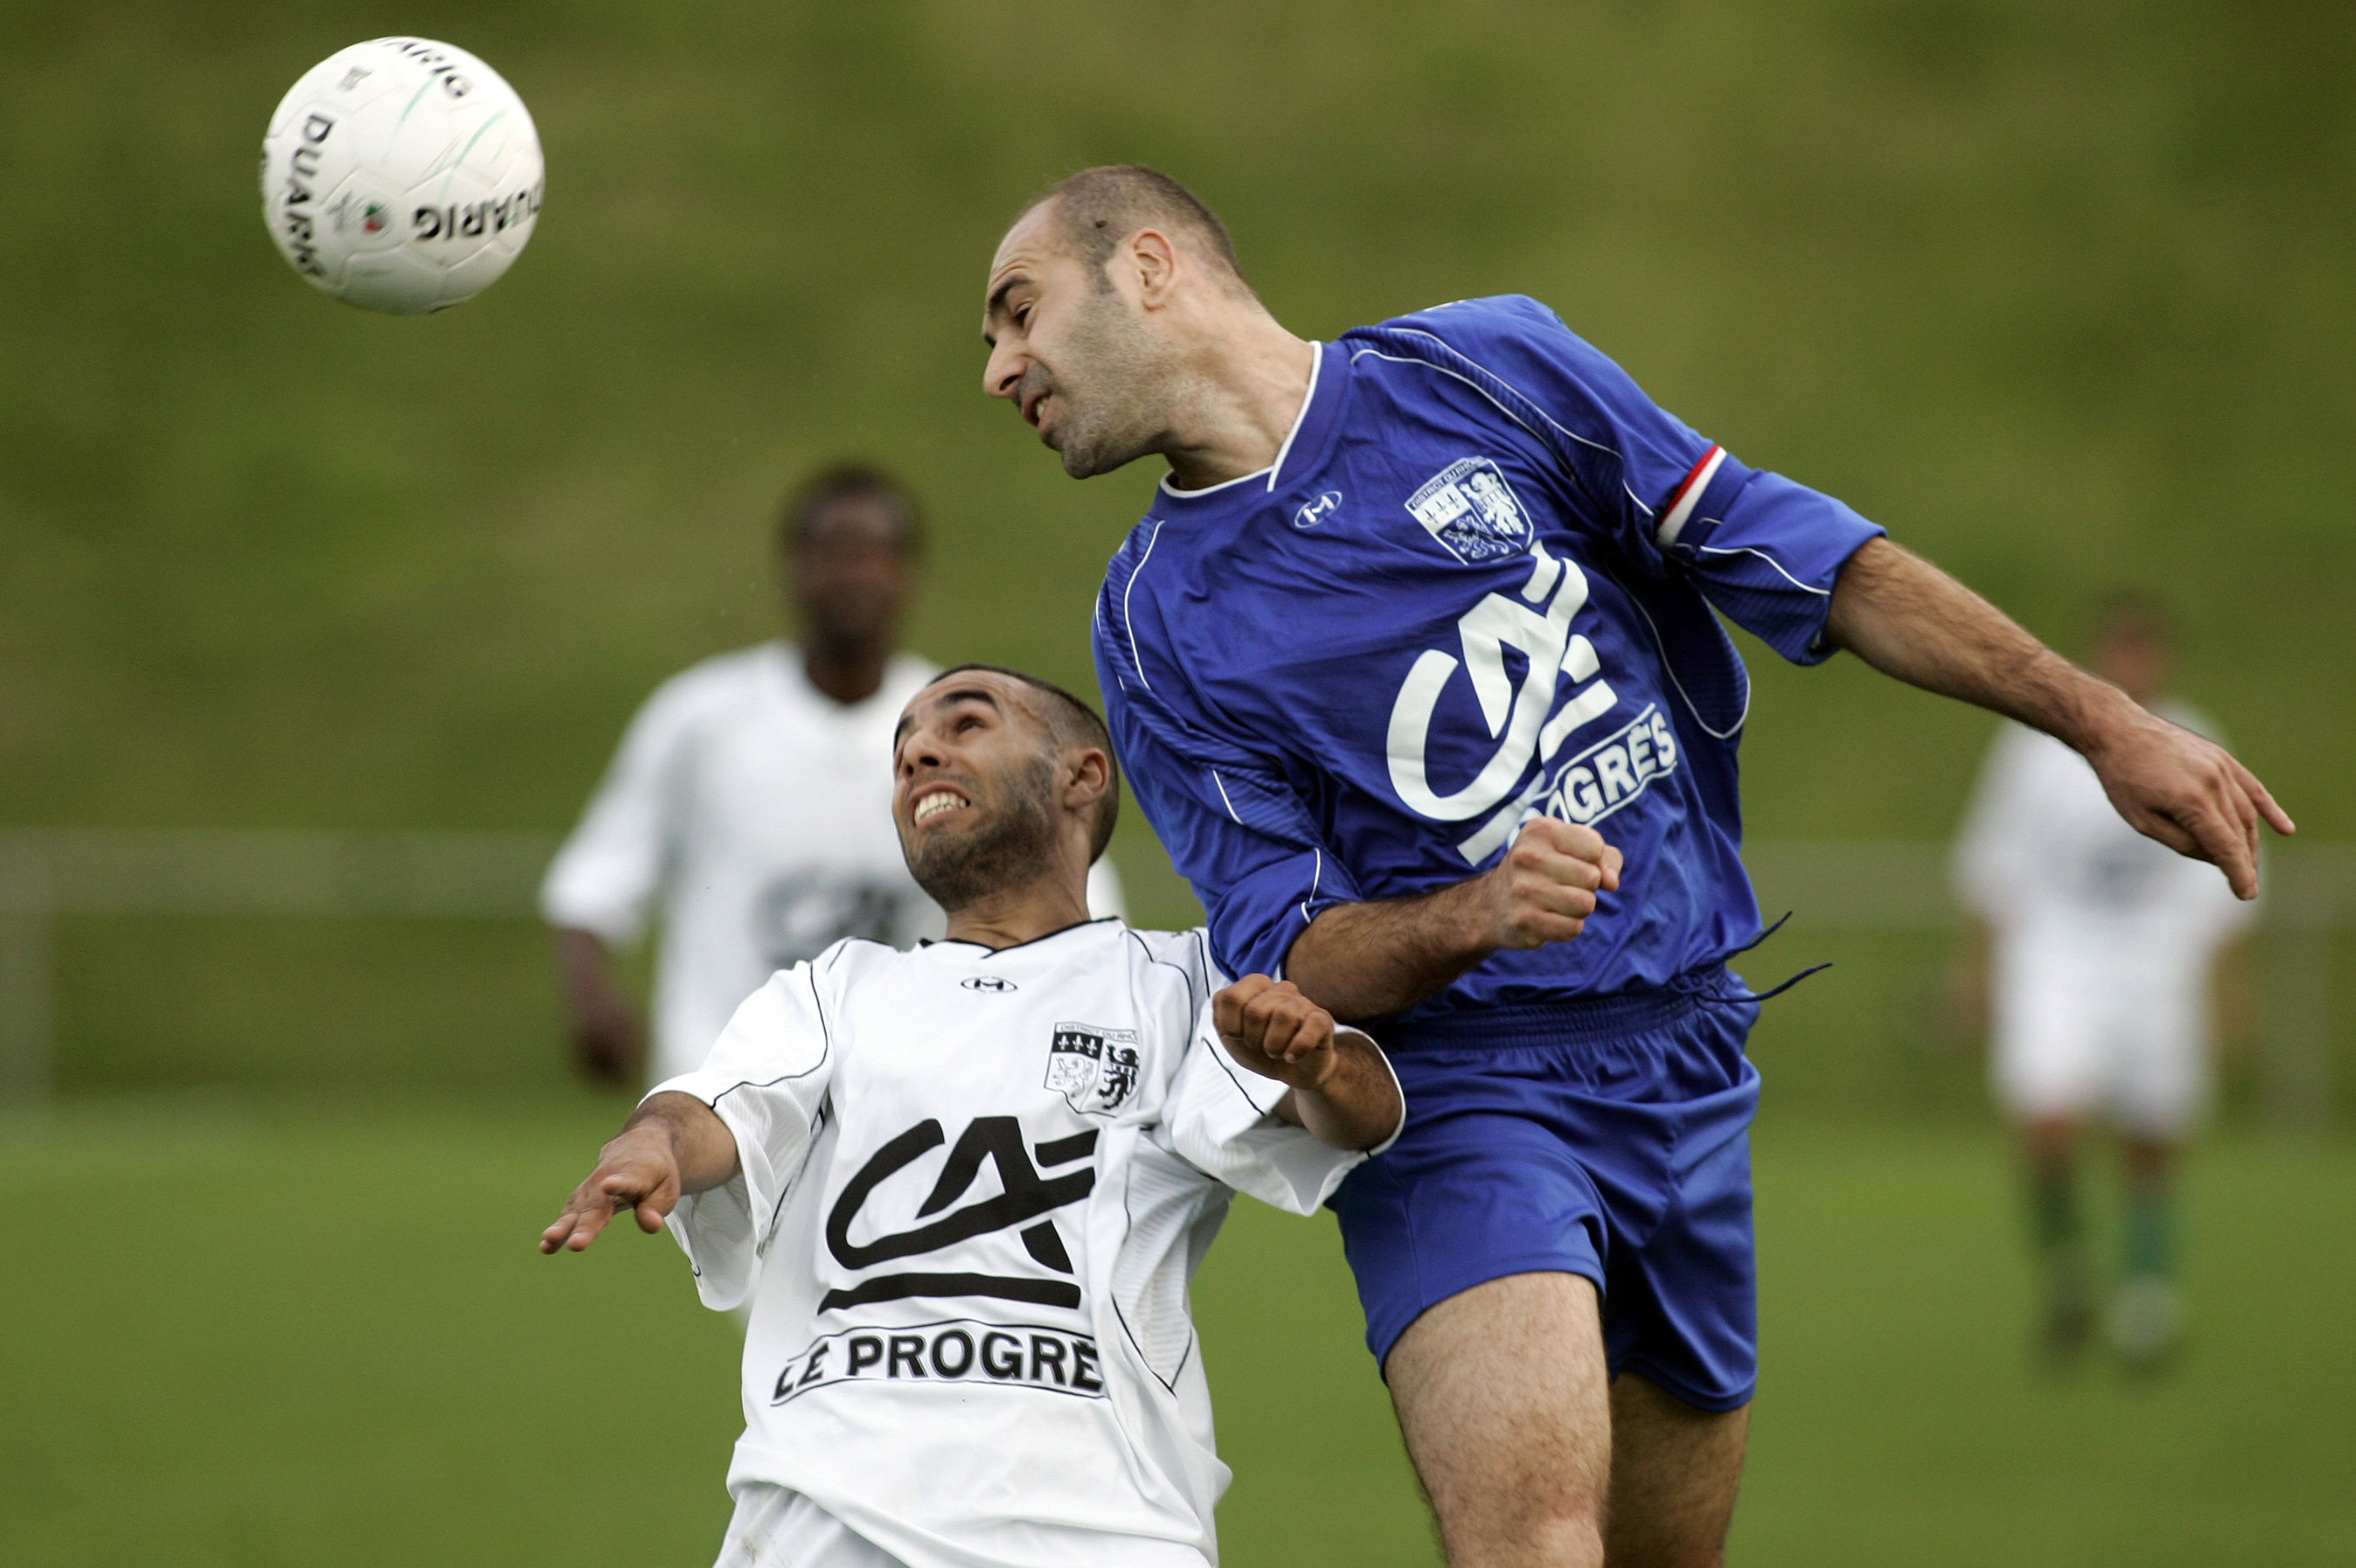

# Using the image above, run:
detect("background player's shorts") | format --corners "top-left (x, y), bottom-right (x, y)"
top-left (1994, 945), bottom-right (2209, 1137)
top-left (716, 1486), bottom-right (907, 1568)
top-left (1331, 968), bottom-right (1760, 1413)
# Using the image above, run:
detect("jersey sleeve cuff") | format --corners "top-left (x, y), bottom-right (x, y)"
top-left (642, 1075), bottom-right (773, 1312)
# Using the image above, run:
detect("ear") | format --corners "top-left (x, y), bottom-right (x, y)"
top-left (1127, 228), bottom-right (1180, 309)
top-left (1063, 748), bottom-right (1113, 810)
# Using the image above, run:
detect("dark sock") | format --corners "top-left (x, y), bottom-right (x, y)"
top-left (2031, 1167), bottom-right (2083, 1264)
top-left (2126, 1189), bottom-right (2175, 1281)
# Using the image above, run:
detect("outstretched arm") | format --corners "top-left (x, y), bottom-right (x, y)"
top-left (1211, 975), bottom-right (1403, 1151)
top-left (539, 1091), bottom-right (741, 1254)
top-left (1282, 818), bottom-right (1623, 1022)
top-left (1825, 537), bottom-right (2293, 898)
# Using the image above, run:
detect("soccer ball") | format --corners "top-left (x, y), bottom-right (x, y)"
top-left (260, 38), bottom-right (544, 314)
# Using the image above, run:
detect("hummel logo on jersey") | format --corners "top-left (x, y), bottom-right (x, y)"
top-left (1407, 457), bottom-right (1531, 563)
top-left (823, 1117), bottom-right (1097, 1312)
top-left (1044, 1023), bottom-right (1140, 1116)
top-left (960, 976), bottom-right (1018, 992)
top-left (1293, 490), bottom-right (1343, 530)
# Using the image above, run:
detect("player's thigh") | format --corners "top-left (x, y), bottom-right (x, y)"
top-left (1604, 1373), bottom-right (1749, 1568)
top-left (1384, 1270), bottom-right (1611, 1558)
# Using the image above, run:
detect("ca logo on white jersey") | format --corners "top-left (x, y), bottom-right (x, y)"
top-left (1387, 538), bottom-right (1675, 865)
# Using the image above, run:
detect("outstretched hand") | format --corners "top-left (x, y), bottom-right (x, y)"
top-left (2086, 706), bottom-right (2294, 900)
top-left (540, 1129), bottom-right (683, 1254)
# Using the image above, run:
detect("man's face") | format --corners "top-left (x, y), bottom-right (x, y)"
top-left (981, 202), bottom-right (1171, 479)
top-left (892, 671), bottom-right (1064, 908)
top-left (789, 496), bottom-right (915, 648)
top-left (2092, 616), bottom-right (2172, 707)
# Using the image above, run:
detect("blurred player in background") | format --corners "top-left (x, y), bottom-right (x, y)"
top-left (1953, 597), bottom-right (2256, 1369)
top-left (543, 464), bottom-right (1127, 1090)
top-left (542, 665), bottom-right (1402, 1568)
top-left (980, 166), bottom-right (2291, 1567)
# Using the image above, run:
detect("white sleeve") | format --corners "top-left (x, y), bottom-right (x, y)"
top-left (648, 963), bottom-right (837, 1310)
top-left (1159, 1006), bottom-right (1396, 1216)
top-left (1950, 723), bottom-right (2038, 921)
top-left (539, 677), bottom-right (701, 945)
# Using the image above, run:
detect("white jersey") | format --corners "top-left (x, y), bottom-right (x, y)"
top-left (1951, 708), bottom-right (2255, 1130)
top-left (541, 642), bottom-right (1125, 1083)
top-left (1951, 706), bottom-right (2254, 963)
top-left (655, 920), bottom-right (1390, 1568)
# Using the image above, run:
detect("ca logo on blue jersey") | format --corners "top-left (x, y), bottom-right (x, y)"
top-left (1385, 540), bottom-right (1678, 866)
top-left (1407, 457), bottom-right (1531, 563)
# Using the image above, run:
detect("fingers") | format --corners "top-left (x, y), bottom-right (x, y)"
top-left (539, 1155), bottom-right (667, 1254)
top-left (1212, 977), bottom-right (1336, 1074)
top-left (1491, 819), bottom-right (1620, 947)
top-left (1215, 970), bottom-right (1272, 1045)
top-left (2230, 754), bottom-right (2297, 838)
top-left (539, 1178), bottom-right (621, 1255)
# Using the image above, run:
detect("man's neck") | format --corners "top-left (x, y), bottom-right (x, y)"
top-left (1159, 324), bottom-right (1317, 491)
top-left (942, 873), bottom-right (1094, 951)
top-left (802, 640), bottom-right (889, 707)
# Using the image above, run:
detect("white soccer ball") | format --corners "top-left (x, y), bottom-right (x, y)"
top-left (260, 38), bottom-right (544, 314)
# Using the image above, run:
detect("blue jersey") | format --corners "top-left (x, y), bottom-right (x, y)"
top-left (1093, 295), bottom-right (1884, 1021)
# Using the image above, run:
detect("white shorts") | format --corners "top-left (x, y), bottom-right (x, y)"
top-left (716, 1486), bottom-right (907, 1568)
top-left (1992, 955), bottom-right (2209, 1137)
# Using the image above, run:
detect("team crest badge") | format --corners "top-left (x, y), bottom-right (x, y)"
top-left (1045, 1023), bottom-right (1141, 1115)
top-left (1406, 457), bottom-right (1532, 563)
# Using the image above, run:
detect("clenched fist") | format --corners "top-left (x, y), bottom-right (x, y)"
top-left (1475, 818), bottom-right (1623, 950)
top-left (1214, 973), bottom-right (1343, 1087)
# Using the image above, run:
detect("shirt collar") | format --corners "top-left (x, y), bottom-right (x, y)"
top-left (1154, 339), bottom-right (1343, 505)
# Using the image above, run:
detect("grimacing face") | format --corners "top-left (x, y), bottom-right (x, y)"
top-left (891, 672), bottom-right (1068, 909)
top-left (981, 203), bottom-right (1172, 479)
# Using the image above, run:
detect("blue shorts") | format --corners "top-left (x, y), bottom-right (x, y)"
top-left (1331, 968), bottom-right (1761, 1413)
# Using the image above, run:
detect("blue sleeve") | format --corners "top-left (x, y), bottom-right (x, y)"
top-left (1093, 567), bottom-right (1363, 982)
top-left (1379, 296), bottom-right (1886, 664)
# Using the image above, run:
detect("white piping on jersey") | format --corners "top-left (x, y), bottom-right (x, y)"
top-left (1656, 445), bottom-right (1727, 547)
top-left (1210, 768), bottom-right (1244, 825)
top-left (1611, 564), bottom-right (1749, 741)
top-left (1297, 849), bottom-right (1323, 926)
top-left (1358, 337), bottom-right (1748, 741)
top-left (1695, 542), bottom-right (1831, 596)
top-left (1378, 329), bottom-right (1620, 459)
top-left (1120, 519), bottom-right (1167, 691)
top-left (1152, 340), bottom-right (1324, 499)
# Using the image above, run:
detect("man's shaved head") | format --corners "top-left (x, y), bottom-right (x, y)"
top-left (1026, 165), bottom-right (1251, 296)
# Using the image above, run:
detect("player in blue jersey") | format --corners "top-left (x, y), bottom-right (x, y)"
top-left (978, 167), bottom-right (2292, 1568)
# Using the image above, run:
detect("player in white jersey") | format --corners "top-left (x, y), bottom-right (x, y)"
top-left (542, 664), bottom-right (1404, 1568)
top-left (541, 465), bottom-right (1122, 1087)
top-left (1953, 600), bottom-right (2255, 1367)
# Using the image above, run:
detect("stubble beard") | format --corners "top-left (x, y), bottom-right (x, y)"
top-left (904, 756), bottom-right (1062, 912)
top-left (1046, 288), bottom-right (1171, 480)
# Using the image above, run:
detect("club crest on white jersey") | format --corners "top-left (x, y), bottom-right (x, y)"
top-left (1407, 457), bottom-right (1533, 563)
top-left (1044, 1023), bottom-right (1142, 1116)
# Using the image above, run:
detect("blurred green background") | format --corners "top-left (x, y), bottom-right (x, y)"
top-left (3, 1), bottom-right (2353, 1564)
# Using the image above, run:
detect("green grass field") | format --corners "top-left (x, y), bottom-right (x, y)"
top-left (7, 3), bottom-right (2355, 1562)
top-left (6, 1094), bottom-right (2351, 1567)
